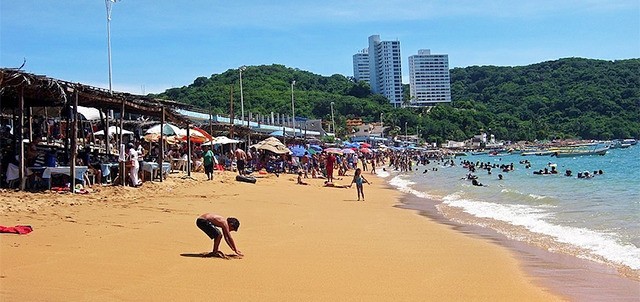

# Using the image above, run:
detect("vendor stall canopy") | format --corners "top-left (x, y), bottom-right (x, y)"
top-left (0, 68), bottom-right (190, 126)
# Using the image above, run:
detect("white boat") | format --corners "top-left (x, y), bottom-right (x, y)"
top-left (551, 143), bottom-right (609, 158)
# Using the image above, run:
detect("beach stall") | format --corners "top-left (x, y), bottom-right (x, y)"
top-left (0, 68), bottom-right (190, 190)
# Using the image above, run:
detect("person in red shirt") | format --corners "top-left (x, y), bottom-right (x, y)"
top-left (325, 152), bottom-right (336, 183)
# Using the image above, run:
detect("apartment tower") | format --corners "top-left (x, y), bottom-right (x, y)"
top-left (408, 49), bottom-right (451, 106)
top-left (352, 48), bottom-right (370, 83)
top-left (367, 35), bottom-right (403, 107)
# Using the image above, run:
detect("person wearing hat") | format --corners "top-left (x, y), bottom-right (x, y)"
top-left (196, 213), bottom-right (243, 258)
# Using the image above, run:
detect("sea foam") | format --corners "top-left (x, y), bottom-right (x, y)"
top-left (388, 175), bottom-right (438, 200)
top-left (442, 194), bottom-right (640, 270)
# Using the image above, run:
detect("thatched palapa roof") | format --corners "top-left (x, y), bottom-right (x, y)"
top-left (0, 68), bottom-right (190, 126)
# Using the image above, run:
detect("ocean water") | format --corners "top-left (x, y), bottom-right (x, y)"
top-left (380, 146), bottom-right (640, 280)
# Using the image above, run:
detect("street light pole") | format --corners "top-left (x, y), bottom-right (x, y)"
top-left (105, 0), bottom-right (119, 95)
top-left (239, 66), bottom-right (246, 125)
top-left (405, 121), bottom-right (408, 141)
top-left (291, 80), bottom-right (296, 138)
top-left (330, 102), bottom-right (335, 135)
top-left (104, 0), bottom-right (119, 157)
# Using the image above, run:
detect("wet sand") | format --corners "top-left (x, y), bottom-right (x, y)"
top-left (399, 192), bottom-right (640, 301)
top-left (1, 171), bottom-right (563, 301)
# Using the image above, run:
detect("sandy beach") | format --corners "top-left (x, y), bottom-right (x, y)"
top-left (0, 171), bottom-right (563, 301)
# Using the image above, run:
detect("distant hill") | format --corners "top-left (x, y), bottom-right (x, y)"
top-left (155, 58), bottom-right (640, 142)
top-left (156, 64), bottom-right (390, 127)
top-left (449, 58), bottom-right (640, 141)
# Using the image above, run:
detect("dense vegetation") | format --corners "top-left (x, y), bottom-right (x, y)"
top-left (156, 58), bottom-right (640, 143)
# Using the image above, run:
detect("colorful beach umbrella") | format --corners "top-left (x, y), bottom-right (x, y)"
top-left (309, 144), bottom-right (323, 151)
top-left (341, 148), bottom-right (355, 154)
top-left (146, 123), bottom-right (182, 136)
top-left (290, 145), bottom-right (308, 157)
top-left (324, 147), bottom-right (343, 155)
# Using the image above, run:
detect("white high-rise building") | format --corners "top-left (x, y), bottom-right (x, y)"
top-left (352, 48), bottom-right (369, 83)
top-left (367, 35), bottom-right (403, 107)
top-left (408, 49), bottom-right (451, 106)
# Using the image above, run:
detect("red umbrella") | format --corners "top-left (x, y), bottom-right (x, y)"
top-left (359, 147), bottom-right (372, 153)
top-left (360, 142), bottom-right (372, 148)
top-left (181, 127), bottom-right (214, 144)
top-left (191, 127), bottom-right (214, 141)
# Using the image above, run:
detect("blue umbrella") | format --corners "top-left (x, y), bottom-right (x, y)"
top-left (290, 145), bottom-right (308, 157)
top-left (269, 130), bottom-right (285, 137)
top-left (309, 144), bottom-right (323, 151)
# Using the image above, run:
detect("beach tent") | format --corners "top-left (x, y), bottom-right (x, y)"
top-left (250, 137), bottom-right (290, 154)
top-left (94, 126), bottom-right (134, 136)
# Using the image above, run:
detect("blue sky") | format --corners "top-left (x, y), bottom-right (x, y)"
top-left (2, 1), bottom-right (638, 94)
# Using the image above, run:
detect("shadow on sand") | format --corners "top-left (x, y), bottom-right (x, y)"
top-left (180, 252), bottom-right (241, 259)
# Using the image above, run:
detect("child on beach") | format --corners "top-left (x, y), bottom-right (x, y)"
top-left (297, 171), bottom-right (308, 185)
top-left (349, 168), bottom-right (370, 201)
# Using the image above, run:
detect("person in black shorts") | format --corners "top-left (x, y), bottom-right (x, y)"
top-left (234, 148), bottom-right (248, 175)
top-left (196, 213), bottom-right (242, 258)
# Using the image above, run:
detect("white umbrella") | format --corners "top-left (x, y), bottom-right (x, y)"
top-left (250, 137), bottom-right (290, 154)
top-left (202, 136), bottom-right (242, 146)
top-left (77, 106), bottom-right (104, 121)
top-left (145, 123), bottom-right (182, 136)
top-left (94, 126), bottom-right (133, 136)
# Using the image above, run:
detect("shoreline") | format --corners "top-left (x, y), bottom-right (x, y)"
top-left (2, 171), bottom-right (567, 301)
top-left (394, 182), bottom-right (640, 301)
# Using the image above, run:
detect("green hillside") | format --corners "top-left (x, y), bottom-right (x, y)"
top-left (155, 58), bottom-right (640, 143)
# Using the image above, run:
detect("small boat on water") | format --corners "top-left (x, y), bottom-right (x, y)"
top-left (551, 143), bottom-right (609, 158)
top-left (521, 149), bottom-right (555, 156)
top-left (471, 151), bottom-right (489, 155)
top-left (608, 139), bottom-right (633, 149)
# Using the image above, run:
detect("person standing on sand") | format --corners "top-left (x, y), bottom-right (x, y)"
top-left (325, 152), bottom-right (336, 183)
top-left (196, 213), bottom-right (243, 258)
top-left (370, 157), bottom-right (376, 174)
top-left (349, 168), bottom-right (370, 201)
top-left (203, 145), bottom-right (215, 180)
top-left (234, 148), bottom-right (248, 175)
top-left (127, 143), bottom-right (141, 187)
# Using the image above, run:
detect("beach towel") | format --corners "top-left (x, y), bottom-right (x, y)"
top-left (0, 225), bottom-right (33, 235)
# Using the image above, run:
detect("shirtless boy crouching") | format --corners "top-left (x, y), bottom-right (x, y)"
top-left (196, 213), bottom-right (243, 258)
